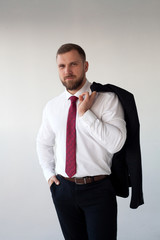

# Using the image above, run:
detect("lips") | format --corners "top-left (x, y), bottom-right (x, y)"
top-left (64, 75), bottom-right (75, 80)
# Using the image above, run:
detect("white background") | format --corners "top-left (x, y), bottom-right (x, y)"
top-left (0, 0), bottom-right (160, 239)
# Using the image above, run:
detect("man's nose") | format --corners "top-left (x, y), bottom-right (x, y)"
top-left (65, 65), bottom-right (72, 75)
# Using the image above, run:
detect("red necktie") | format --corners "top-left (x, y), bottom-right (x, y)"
top-left (65, 96), bottom-right (78, 178)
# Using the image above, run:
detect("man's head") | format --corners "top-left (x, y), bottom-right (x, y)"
top-left (56, 43), bottom-right (88, 94)
top-left (56, 43), bottom-right (86, 62)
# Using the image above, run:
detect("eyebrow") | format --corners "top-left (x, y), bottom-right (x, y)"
top-left (70, 61), bottom-right (80, 65)
top-left (58, 63), bottom-right (65, 67)
top-left (58, 60), bottom-right (81, 67)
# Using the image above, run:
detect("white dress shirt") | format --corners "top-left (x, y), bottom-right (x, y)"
top-left (36, 80), bottom-right (126, 181)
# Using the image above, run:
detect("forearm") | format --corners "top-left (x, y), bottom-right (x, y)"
top-left (80, 110), bottom-right (126, 154)
top-left (36, 141), bottom-right (56, 182)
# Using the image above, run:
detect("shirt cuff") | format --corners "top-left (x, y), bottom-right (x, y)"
top-left (44, 170), bottom-right (56, 182)
top-left (80, 109), bottom-right (97, 127)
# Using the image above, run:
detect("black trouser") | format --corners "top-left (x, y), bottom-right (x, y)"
top-left (50, 175), bottom-right (117, 240)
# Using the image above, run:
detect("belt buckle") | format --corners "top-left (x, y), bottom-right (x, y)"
top-left (75, 177), bottom-right (87, 185)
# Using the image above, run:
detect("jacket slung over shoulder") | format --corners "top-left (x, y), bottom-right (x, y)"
top-left (90, 82), bottom-right (144, 209)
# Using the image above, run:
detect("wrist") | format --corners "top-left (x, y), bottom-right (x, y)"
top-left (78, 107), bottom-right (88, 117)
top-left (78, 111), bottom-right (85, 117)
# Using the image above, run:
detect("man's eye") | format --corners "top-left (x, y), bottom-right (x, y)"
top-left (72, 62), bottom-right (77, 66)
top-left (59, 65), bottom-right (65, 69)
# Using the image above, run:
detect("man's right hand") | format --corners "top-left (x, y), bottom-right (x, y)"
top-left (48, 175), bottom-right (60, 187)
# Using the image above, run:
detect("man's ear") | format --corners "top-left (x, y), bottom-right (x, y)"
top-left (84, 61), bottom-right (89, 72)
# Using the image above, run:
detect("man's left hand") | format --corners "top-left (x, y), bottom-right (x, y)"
top-left (78, 91), bottom-right (97, 117)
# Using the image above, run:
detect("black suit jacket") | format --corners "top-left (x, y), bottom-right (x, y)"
top-left (90, 82), bottom-right (144, 209)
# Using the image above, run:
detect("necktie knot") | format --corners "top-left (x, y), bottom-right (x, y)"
top-left (70, 96), bottom-right (78, 103)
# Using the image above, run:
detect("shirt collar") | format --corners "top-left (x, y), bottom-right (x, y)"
top-left (65, 80), bottom-right (92, 100)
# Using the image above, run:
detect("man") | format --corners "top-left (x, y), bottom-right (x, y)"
top-left (37, 43), bottom-right (127, 240)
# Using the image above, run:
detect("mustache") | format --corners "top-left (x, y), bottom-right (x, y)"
top-left (64, 75), bottom-right (76, 80)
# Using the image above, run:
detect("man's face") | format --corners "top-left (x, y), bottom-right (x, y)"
top-left (57, 50), bottom-right (88, 93)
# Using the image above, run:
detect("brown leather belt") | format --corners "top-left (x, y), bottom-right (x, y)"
top-left (59, 175), bottom-right (108, 185)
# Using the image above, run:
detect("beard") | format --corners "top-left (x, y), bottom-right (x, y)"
top-left (61, 73), bottom-right (85, 91)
